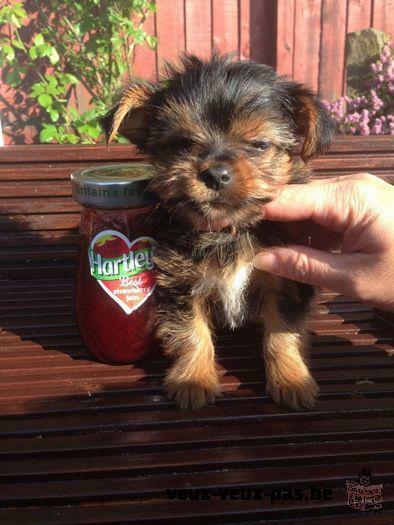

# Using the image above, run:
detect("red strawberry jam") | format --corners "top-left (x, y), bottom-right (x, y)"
top-left (71, 163), bottom-right (159, 364)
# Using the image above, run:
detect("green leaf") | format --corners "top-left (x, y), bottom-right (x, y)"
top-left (0, 7), bottom-right (8, 23)
top-left (39, 125), bottom-right (57, 143)
top-left (29, 46), bottom-right (38, 60)
top-left (34, 33), bottom-right (44, 46)
top-left (13, 4), bottom-right (27, 19)
top-left (69, 107), bottom-right (79, 120)
top-left (37, 93), bottom-right (52, 108)
top-left (10, 13), bottom-right (21, 28)
top-left (146, 35), bottom-right (157, 49)
top-left (44, 75), bottom-right (58, 87)
top-left (79, 108), bottom-right (98, 121)
top-left (62, 134), bottom-right (79, 144)
top-left (6, 70), bottom-right (21, 86)
top-left (46, 85), bottom-right (61, 96)
top-left (133, 30), bottom-right (146, 45)
top-left (49, 109), bottom-right (59, 122)
top-left (73, 22), bottom-right (82, 35)
top-left (80, 123), bottom-right (100, 139)
top-left (49, 47), bottom-right (59, 65)
top-left (146, 2), bottom-right (157, 12)
top-left (88, 126), bottom-right (101, 139)
top-left (30, 82), bottom-right (45, 96)
top-left (37, 44), bottom-right (51, 58)
top-left (13, 39), bottom-right (25, 50)
top-left (61, 73), bottom-right (78, 85)
top-left (2, 44), bottom-right (15, 61)
top-left (79, 21), bottom-right (90, 33)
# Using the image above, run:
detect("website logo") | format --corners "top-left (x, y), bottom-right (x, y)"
top-left (346, 468), bottom-right (383, 512)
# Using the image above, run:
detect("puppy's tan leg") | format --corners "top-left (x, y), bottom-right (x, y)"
top-left (260, 282), bottom-right (319, 410)
top-left (157, 297), bottom-right (220, 410)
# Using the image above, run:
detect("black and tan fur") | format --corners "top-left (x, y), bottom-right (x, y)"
top-left (102, 53), bottom-right (335, 410)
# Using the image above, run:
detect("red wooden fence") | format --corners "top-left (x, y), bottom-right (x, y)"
top-left (133, 0), bottom-right (278, 79)
top-left (138, 0), bottom-right (393, 102)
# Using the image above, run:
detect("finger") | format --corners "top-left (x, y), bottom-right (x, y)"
top-left (262, 179), bottom-right (350, 232)
top-left (253, 246), bottom-right (368, 299)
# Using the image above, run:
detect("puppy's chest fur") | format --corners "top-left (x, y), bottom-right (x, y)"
top-left (190, 231), bottom-right (258, 329)
top-left (194, 258), bottom-right (254, 328)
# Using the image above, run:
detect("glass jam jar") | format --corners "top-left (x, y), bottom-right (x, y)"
top-left (71, 163), bottom-right (158, 364)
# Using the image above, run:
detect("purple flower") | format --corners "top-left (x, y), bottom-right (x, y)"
top-left (359, 125), bottom-right (370, 135)
top-left (361, 109), bottom-right (370, 123)
top-left (371, 118), bottom-right (383, 134)
top-left (324, 41), bottom-right (393, 135)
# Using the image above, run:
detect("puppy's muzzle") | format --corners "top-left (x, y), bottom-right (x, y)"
top-left (199, 164), bottom-right (232, 191)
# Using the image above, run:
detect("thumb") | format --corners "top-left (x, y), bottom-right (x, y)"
top-left (253, 246), bottom-right (367, 297)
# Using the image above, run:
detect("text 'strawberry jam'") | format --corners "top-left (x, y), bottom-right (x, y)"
top-left (71, 163), bottom-right (159, 364)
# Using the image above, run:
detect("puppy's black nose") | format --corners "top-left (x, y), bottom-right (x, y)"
top-left (200, 165), bottom-right (232, 191)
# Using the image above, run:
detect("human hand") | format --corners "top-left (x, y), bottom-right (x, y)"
top-left (253, 173), bottom-right (394, 311)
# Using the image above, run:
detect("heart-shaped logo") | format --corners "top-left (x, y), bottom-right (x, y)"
top-left (88, 230), bottom-right (157, 314)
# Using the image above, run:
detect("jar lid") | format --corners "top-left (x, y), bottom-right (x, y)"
top-left (71, 163), bottom-right (156, 209)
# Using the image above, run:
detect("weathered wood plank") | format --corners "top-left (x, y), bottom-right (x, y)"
top-left (0, 214), bottom-right (80, 232)
top-left (133, 9), bottom-right (158, 80)
top-left (0, 489), bottom-right (392, 525)
top-left (212, 0), bottom-right (239, 55)
top-left (238, 0), bottom-right (250, 60)
top-left (347, 0), bottom-right (372, 33)
top-left (0, 198), bottom-right (78, 214)
top-left (249, 0), bottom-right (277, 66)
top-left (293, 0), bottom-right (322, 91)
top-left (185, 0), bottom-right (212, 56)
top-left (0, 144), bottom-right (141, 163)
top-left (276, 0), bottom-right (296, 77)
top-left (319, 0), bottom-right (348, 100)
top-left (372, 0), bottom-right (394, 36)
top-left (156, 0), bottom-right (185, 71)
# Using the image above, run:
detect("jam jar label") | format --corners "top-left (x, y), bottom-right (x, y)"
top-left (88, 230), bottom-right (157, 314)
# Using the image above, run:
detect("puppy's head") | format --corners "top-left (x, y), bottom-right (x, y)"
top-left (102, 54), bottom-right (335, 231)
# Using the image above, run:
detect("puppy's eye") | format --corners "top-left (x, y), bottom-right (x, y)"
top-left (156, 136), bottom-right (193, 154)
top-left (250, 139), bottom-right (270, 151)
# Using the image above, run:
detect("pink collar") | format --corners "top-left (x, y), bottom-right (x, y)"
top-left (196, 218), bottom-right (236, 235)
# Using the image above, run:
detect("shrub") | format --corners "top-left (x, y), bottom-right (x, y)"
top-left (324, 43), bottom-right (393, 135)
top-left (0, 1), bottom-right (157, 144)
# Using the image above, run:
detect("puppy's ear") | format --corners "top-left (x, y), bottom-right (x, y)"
top-left (285, 83), bottom-right (336, 161)
top-left (101, 80), bottom-right (156, 146)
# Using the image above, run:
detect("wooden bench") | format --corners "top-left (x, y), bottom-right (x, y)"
top-left (0, 137), bottom-right (393, 524)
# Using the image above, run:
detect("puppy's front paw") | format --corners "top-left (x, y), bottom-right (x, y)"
top-left (164, 376), bottom-right (221, 410)
top-left (266, 368), bottom-right (319, 411)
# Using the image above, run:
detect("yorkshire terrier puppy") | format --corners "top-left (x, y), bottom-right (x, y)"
top-left (103, 53), bottom-right (335, 411)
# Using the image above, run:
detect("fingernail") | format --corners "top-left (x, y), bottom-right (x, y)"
top-left (253, 252), bottom-right (279, 272)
